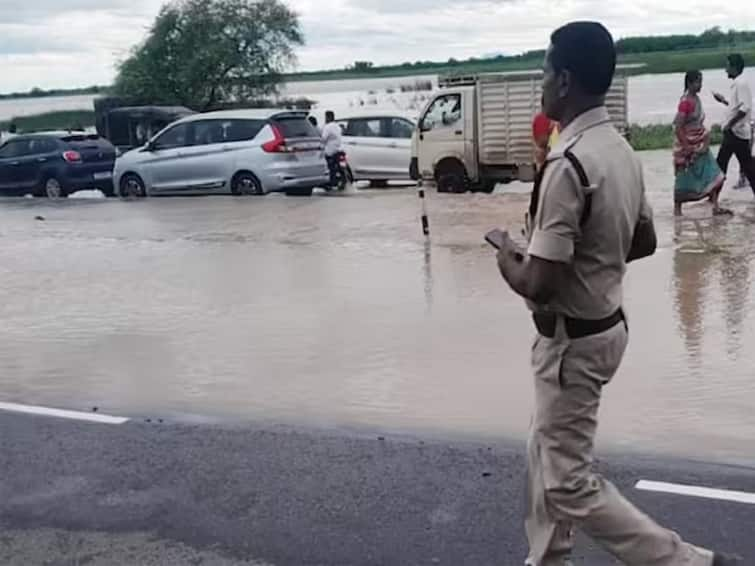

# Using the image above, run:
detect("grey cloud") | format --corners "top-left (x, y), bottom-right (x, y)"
top-left (348, 0), bottom-right (501, 13)
top-left (0, 0), bottom-right (146, 23)
top-left (0, 32), bottom-right (80, 55)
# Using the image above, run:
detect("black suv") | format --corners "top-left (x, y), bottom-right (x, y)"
top-left (0, 132), bottom-right (116, 197)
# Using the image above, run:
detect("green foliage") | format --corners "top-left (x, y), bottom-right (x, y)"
top-left (113, 0), bottom-right (303, 111)
top-left (351, 61), bottom-right (374, 72)
top-left (287, 28), bottom-right (755, 83)
top-left (627, 124), bottom-right (724, 151)
top-left (0, 111), bottom-right (96, 134)
top-left (0, 86), bottom-right (106, 100)
top-left (617, 27), bottom-right (755, 54)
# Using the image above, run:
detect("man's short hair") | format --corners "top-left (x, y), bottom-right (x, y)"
top-left (728, 53), bottom-right (745, 74)
top-left (550, 21), bottom-right (616, 96)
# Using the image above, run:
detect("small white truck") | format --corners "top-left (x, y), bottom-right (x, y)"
top-left (409, 71), bottom-right (629, 192)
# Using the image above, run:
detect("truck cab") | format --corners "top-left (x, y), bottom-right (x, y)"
top-left (411, 71), bottom-right (628, 193)
top-left (411, 86), bottom-right (479, 193)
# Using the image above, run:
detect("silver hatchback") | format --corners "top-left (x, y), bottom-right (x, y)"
top-left (113, 109), bottom-right (329, 197)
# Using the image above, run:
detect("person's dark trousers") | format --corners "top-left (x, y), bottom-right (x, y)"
top-left (325, 154), bottom-right (339, 188)
top-left (718, 131), bottom-right (755, 196)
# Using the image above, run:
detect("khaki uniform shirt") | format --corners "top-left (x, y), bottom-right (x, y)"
top-left (526, 107), bottom-right (652, 320)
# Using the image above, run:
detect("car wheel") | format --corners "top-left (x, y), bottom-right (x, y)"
top-left (231, 171), bottom-right (264, 196)
top-left (285, 187), bottom-right (314, 197)
top-left (370, 179), bottom-right (388, 188)
top-left (435, 161), bottom-right (467, 194)
top-left (119, 174), bottom-right (147, 199)
top-left (44, 177), bottom-right (66, 199)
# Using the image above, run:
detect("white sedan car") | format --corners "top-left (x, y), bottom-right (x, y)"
top-left (335, 113), bottom-right (416, 186)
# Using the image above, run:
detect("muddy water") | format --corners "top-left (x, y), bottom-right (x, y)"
top-left (0, 150), bottom-right (754, 465)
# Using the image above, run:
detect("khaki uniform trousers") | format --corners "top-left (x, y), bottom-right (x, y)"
top-left (525, 317), bottom-right (714, 566)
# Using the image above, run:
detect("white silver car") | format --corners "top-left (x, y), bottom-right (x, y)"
top-left (335, 112), bottom-right (416, 186)
top-left (114, 109), bottom-right (329, 198)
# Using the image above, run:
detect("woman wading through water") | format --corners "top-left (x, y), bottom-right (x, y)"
top-left (673, 70), bottom-right (730, 216)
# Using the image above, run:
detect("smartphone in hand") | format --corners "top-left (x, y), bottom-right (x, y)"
top-left (485, 229), bottom-right (507, 250)
top-left (486, 229), bottom-right (525, 262)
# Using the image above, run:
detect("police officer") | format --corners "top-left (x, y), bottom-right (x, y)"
top-left (495, 21), bottom-right (741, 566)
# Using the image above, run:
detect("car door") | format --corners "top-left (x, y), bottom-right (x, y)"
top-left (142, 123), bottom-right (193, 193)
top-left (21, 138), bottom-right (58, 192)
top-left (342, 117), bottom-right (394, 181)
top-left (385, 117), bottom-right (415, 179)
top-left (0, 139), bottom-right (32, 194)
top-left (177, 119), bottom-right (233, 193)
top-left (417, 92), bottom-right (467, 179)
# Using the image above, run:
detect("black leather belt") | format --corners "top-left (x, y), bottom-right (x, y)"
top-left (533, 309), bottom-right (625, 340)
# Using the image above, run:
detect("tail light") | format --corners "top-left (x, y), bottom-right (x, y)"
top-left (261, 124), bottom-right (288, 153)
top-left (63, 150), bottom-right (82, 163)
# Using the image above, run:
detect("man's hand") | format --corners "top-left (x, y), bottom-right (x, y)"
top-left (713, 92), bottom-right (728, 105)
top-left (496, 231), bottom-right (523, 265)
top-left (496, 235), bottom-right (562, 304)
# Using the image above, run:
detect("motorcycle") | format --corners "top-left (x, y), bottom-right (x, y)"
top-left (328, 150), bottom-right (355, 192)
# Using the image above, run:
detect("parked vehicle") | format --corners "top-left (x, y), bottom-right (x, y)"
top-left (114, 109), bottom-right (329, 198)
top-left (95, 103), bottom-right (195, 154)
top-left (327, 150), bottom-right (355, 191)
top-left (335, 112), bottom-right (416, 186)
top-left (410, 71), bottom-right (629, 193)
top-left (0, 132), bottom-right (116, 197)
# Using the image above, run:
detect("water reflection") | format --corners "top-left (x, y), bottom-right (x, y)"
top-left (1, 149), bottom-right (754, 466)
top-left (423, 239), bottom-right (433, 311)
top-left (720, 252), bottom-right (751, 359)
top-left (673, 215), bottom-right (753, 364)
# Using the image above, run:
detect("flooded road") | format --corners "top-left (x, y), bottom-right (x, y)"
top-left (0, 150), bottom-right (754, 466)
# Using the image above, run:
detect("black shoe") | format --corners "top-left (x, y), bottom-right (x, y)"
top-left (713, 552), bottom-right (743, 565)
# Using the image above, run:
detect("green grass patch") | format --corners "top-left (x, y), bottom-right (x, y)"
top-left (628, 123), bottom-right (723, 151)
top-left (0, 110), bottom-right (96, 134)
top-left (285, 44), bottom-right (755, 84)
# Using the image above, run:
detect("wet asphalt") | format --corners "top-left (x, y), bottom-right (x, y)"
top-left (1, 411), bottom-right (754, 565)
top-left (1, 149), bottom-right (755, 564)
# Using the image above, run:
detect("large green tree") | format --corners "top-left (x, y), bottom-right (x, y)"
top-left (113, 0), bottom-right (303, 110)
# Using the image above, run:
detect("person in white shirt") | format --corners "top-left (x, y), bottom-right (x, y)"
top-left (321, 111), bottom-right (343, 188)
top-left (733, 121), bottom-right (754, 189)
top-left (714, 53), bottom-right (755, 195)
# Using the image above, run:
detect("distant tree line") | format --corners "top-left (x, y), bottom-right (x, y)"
top-left (616, 27), bottom-right (755, 54)
top-left (329, 27), bottom-right (755, 79)
top-left (0, 85), bottom-right (106, 101)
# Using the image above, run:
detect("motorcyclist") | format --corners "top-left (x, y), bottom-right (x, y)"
top-left (321, 111), bottom-right (343, 189)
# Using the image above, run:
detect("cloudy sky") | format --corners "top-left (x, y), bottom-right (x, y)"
top-left (1, 0), bottom-right (753, 93)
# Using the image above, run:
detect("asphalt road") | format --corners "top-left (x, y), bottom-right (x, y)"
top-left (1, 412), bottom-right (753, 566)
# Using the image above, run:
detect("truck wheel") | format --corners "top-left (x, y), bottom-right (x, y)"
top-left (435, 161), bottom-right (467, 194)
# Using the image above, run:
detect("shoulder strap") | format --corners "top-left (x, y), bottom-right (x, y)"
top-left (564, 149), bottom-right (592, 228)
top-left (529, 151), bottom-right (593, 229)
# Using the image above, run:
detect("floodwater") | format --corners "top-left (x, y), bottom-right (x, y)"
top-left (0, 150), bottom-right (754, 466)
top-left (3, 68), bottom-right (754, 126)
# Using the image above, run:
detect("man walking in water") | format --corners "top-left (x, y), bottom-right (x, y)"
top-left (714, 54), bottom-right (755, 195)
top-left (495, 21), bottom-right (741, 566)
top-left (321, 110), bottom-right (343, 189)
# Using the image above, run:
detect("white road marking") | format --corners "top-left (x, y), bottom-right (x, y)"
top-left (636, 480), bottom-right (755, 505)
top-left (0, 402), bottom-right (129, 425)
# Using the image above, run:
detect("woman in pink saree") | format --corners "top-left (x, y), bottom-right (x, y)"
top-left (673, 70), bottom-right (727, 216)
